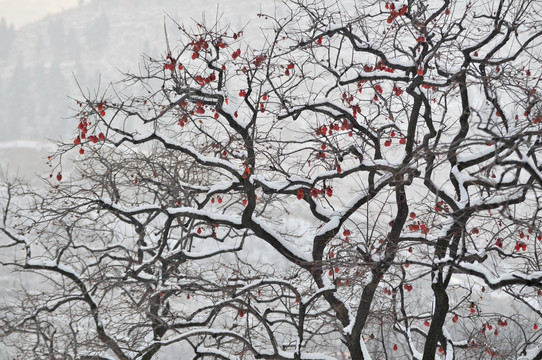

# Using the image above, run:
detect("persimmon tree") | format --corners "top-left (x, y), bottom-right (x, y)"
top-left (2, 0), bottom-right (542, 359)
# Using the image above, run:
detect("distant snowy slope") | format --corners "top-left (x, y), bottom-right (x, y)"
top-left (0, 0), bottom-right (270, 142)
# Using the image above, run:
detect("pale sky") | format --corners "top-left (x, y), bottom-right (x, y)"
top-left (0, 0), bottom-right (82, 29)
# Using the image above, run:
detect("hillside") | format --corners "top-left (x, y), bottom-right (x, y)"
top-left (0, 0), bottom-right (265, 143)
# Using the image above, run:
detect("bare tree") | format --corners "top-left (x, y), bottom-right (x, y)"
top-left (2, 0), bottom-right (542, 359)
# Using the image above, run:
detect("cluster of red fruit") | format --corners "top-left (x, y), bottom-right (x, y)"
top-left (514, 242), bottom-right (527, 251)
top-left (407, 222), bottom-right (430, 234)
top-left (210, 196), bottom-right (223, 204)
top-left (216, 38), bottom-right (227, 49)
top-left (231, 48), bottom-right (242, 59)
top-left (361, 60), bottom-right (396, 74)
top-left (178, 116), bottom-right (189, 127)
top-left (494, 228), bottom-right (542, 250)
top-left (481, 323), bottom-right (496, 335)
top-left (340, 91), bottom-right (362, 117)
top-left (74, 117), bottom-right (106, 155)
top-left (164, 54), bottom-right (176, 71)
top-left (190, 37), bottom-right (210, 60)
top-left (434, 200), bottom-right (449, 212)
top-left (316, 151), bottom-right (326, 159)
top-left (97, 103), bottom-right (106, 117)
top-left (384, 130), bottom-right (407, 146)
top-left (253, 55), bottom-right (266, 67)
top-left (195, 225), bottom-right (218, 239)
top-left (342, 91), bottom-right (355, 103)
top-left (296, 186), bottom-right (334, 200)
top-left (241, 165), bottom-right (251, 179)
top-left (385, 2), bottom-right (407, 23)
top-left (284, 63), bottom-right (295, 76)
top-left (194, 101), bottom-right (205, 114)
top-left (384, 139), bottom-right (394, 147)
top-left (383, 287), bottom-right (394, 296)
top-left (420, 83), bottom-right (437, 91)
top-left (309, 188), bottom-right (325, 198)
top-left (483, 348), bottom-right (499, 358)
top-left (328, 266), bottom-right (341, 276)
top-left (376, 60), bottom-right (396, 73)
top-left (315, 120), bottom-right (353, 137)
top-left (343, 229), bottom-right (351, 242)
top-left (194, 73), bottom-right (216, 87)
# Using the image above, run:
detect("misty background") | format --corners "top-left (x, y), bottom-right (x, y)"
top-left (0, 0), bottom-right (270, 178)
